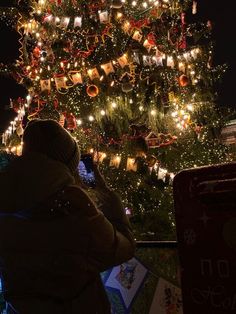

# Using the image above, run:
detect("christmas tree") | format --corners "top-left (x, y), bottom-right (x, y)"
top-left (0, 0), bottom-right (233, 240)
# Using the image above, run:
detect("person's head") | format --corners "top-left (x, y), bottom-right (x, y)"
top-left (22, 119), bottom-right (80, 174)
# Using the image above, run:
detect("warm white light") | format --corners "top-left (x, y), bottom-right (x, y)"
top-left (111, 102), bottom-right (117, 108)
top-left (132, 1), bottom-right (137, 6)
top-left (142, 2), bottom-right (148, 8)
top-left (88, 115), bottom-right (94, 122)
top-left (77, 119), bottom-right (82, 125)
top-left (171, 111), bottom-right (178, 117)
top-left (187, 104), bottom-right (194, 111)
top-left (150, 109), bottom-right (156, 116)
top-left (100, 110), bottom-right (106, 116)
top-left (117, 12), bottom-right (123, 19)
top-left (139, 105), bottom-right (144, 111)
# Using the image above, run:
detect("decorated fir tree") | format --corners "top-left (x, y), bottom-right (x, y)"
top-left (0, 0), bottom-right (233, 240)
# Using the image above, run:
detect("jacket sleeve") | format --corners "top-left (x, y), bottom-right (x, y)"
top-left (69, 186), bottom-right (135, 272)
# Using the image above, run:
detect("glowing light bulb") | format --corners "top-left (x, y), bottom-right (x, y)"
top-left (100, 110), bottom-right (106, 116)
top-left (88, 115), bottom-right (94, 122)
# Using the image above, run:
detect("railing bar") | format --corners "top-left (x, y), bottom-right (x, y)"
top-left (136, 241), bottom-right (178, 248)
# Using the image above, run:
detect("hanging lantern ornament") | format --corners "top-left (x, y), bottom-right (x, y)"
top-left (16, 123), bottom-right (24, 137)
top-left (66, 113), bottom-right (77, 131)
top-left (86, 84), bottom-right (99, 97)
top-left (179, 74), bottom-right (189, 87)
top-left (111, 0), bottom-right (123, 9)
top-left (146, 155), bottom-right (157, 168)
top-left (121, 82), bottom-right (133, 93)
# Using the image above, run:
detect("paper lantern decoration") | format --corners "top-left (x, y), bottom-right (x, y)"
top-left (146, 155), bottom-right (157, 168)
top-left (93, 151), bottom-right (107, 163)
top-left (87, 68), bottom-right (100, 81)
top-left (179, 74), bottom-right (189, 87)
top-left (101, 62), bottom-right (114, 75)
top-left (122, 82), bottom-right (133, 93)
top-left (126, 157), bottom-right (137, 172)
top-left (66, 113), bottom-right (77, 131)
top-left (69, 72), bottom-right (83, 85)
top-left (60, 17), bottom-right (70, 29)
top-left (167, 56), bottom-right (175, 68)
top-left (111, 0), bottom-right (123, 9)
top-left (132, 30), bottom-right (143, 42)
top-left (74, 16), bottom-right (82, 27)
top-left (59, 113), bottom-right (65, 127)
top-left (109, 155), bottom-right (121, 168)
top-left (54, 75), bottom-right (67, 91)
top-left (99, 11), bottom-right (109, 24)
top-left (86, 84), bottom-right (99, 97)
top-left (117, 54), bottom-right (129, 68)
top-left (40, 79), bottom-right (51, 92)
top-left (16, 123), bottom-right (24, 136)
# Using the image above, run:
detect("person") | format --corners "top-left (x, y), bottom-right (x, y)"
top-left (0, 119), bottom-right (135, 314)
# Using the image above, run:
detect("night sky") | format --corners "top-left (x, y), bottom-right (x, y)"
top-left (0, 0), bottom-right (235, 132)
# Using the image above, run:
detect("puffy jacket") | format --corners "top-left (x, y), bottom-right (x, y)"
top-left (0, 152), bottom-right (135, 313)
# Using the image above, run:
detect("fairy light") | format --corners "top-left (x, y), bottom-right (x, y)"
top-left (111, 102), bottom-right (117, 108)
top-left (187, 104), bottom-right (194, 111)
top-left (88, 115), bottom-right (94, 122)
top-left (100, 110), bottom-right (106, 116)
top-left (117, 12), bottom-right (123, 19)
top-left (132, 1), bottom-right (137, 6)
top-left (150, 109), bottom-right (156, 116)
top-left (77, 119), bottom-right (82, 125)
top-left (171, 111), bottom-right (178, 117)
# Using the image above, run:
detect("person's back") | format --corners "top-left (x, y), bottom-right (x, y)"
top-left (0, 119), bottom-right (135, 313)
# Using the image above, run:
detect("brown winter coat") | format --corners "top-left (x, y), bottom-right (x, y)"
top-left (0, 153), bottom-right (135, 313)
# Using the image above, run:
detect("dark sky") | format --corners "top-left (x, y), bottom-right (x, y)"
top-left (0, 0), bottom-right (235, 132)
